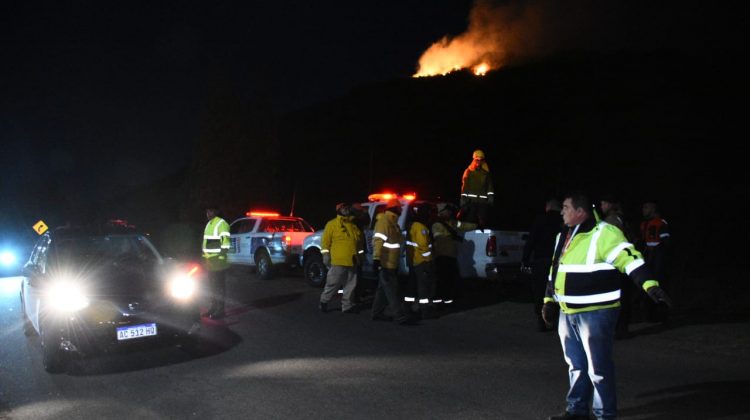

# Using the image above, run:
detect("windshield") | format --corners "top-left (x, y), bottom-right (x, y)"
top-left (50, 234), bottom-right (162, 265)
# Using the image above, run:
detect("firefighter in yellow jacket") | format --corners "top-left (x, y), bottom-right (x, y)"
top-left (405, 205), bottom-right (438, 319)
top-left (318, 203), bottom-right (364, 314)
top-left (542, 193), bottom-right (672, 420)
top-left (202, 205), bottom-right (231, 319)
top-left (371, 198), bottom-right (410, 324)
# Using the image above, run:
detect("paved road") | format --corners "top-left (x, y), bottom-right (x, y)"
top-left (1, 270), bottom-right (748, 420)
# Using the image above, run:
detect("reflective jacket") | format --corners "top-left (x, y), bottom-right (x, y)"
top-left (203, 216), bottom-right (231, 271)
top-left (320, 215), bottom-right (364, 267)
top-left (372, 211), bottom-right (402, 269)
top-left (406, 221), bottom-right (432, 266)
top-left (544, 219), bottom-right (659, 314)
top-left (641, 217), bottom-right (670, 248)
top-left (461, 165), bottom-right (494, 204)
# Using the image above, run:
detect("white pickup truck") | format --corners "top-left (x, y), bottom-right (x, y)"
top-left (227, 211), bottom-right (315, 279)
top-left (301, 194), bottom-right (527, 287)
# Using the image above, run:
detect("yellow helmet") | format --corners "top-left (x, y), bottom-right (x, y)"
top-left (472, 149), bottom-right (485, 160)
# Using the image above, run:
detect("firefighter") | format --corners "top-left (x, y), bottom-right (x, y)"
top-left (542, 192), bottom-right (672, 420)
top-left (371, 198), bottom-right (411, 324)
top-left (639, 200), bottom-right (671, 322)
top-left (202, 205), bottom-right (231, 319)
top-left (459, 149), bottom-right (494, 228)
top-left (405, 205), bottom-right (438, 319)
top-left (319, 203), bottom-right (364, 314)
top-left (432, 202), bottom-right (462, 307)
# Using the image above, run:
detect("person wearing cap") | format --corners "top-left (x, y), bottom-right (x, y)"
top-left (202, 205), bottom-right (231, 319)
top-left (371, 197), bottom-right (411, 324)
top-left (318, 203), bottom-right (364, 314)
top-left (432, 202), bottom-right (462, 307)
top-left (460, 149), bottom-right (494, 228)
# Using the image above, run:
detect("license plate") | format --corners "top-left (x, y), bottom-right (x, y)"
top-left (116, 323), bottom-right (158, 341)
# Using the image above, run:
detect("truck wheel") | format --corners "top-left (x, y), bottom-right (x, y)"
top-left (255, 250), bottom-right (274, 280)
top-left (303, 252), bottom-right (327, 288)
top-left (40, 322), bottom-right (66, 373)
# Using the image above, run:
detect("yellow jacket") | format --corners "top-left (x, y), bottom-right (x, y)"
top-left (320, 215), bottom-right (363, 267)
top-left (372, 211), bottom-right (402, 269)
top-left (407, 221), bottom-right (433, 266)
top-left (432, 220), bottom-right (460, 258)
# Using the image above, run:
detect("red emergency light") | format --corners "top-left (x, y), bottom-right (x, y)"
top-left (368, 192), bottom-right (417, 202)
top-left (247, 211), bottom-right (280, 217)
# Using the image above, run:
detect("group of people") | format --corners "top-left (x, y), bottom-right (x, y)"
top-left (522, 192), bottom-right (673, 420)
top-left (201, 147), bottom-right (675, 420)
top-left (317, 197), bottom-right (465, 325)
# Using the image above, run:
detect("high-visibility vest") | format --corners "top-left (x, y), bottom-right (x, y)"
top-left (641, 217), bottom-right (670, 247)
top-left (203, 216), bottom-right (231, 271)
top-left (544, 220), bottom-right (660, 314)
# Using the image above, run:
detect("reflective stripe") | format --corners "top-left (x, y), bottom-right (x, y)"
top-left (555, 290), bottom-right (621, 304)
top-left (586, 226), bottom-right (604, 265)
top-left (406, 241), bottom-right (418, 247)
top-left (467, 194), bottom-right (478, 197)
top-left (373, 232), bottom-right (388, 241)
top-left (419, 299), bottom-right (429, 304)
top-left (421, 251), bottom-right (431, 257)
top-left (221, 245), bottom-right (231, 249)
top-left (444, 300), bottom-right (453, 304)
top-left (203, 248), bottom-right (222, 253)
top-left (383, 242), bottom-right (400, 249)
top-left (358, 250), bottom-right (364, 254)
top-left (487, 192), bottom-right (494, 195)
top-left (479, 195), bottom-right (488, 199)
top-left (213, 219), bottom-right (229, 237)
top-left (404, 297), bottom-right (416, 302)
top-left (606, 242), bottom-right (633, 264)
top-left (646, 242), bottom-right (660, 246)
top-left (660, 233), bottom-right (670, 238)
top-left (557, 263), bottom-right (615, 273)
top-left (625, 259), bottom-right (645, 275)
top-left (204, 235), bottom-right (221, 240)
top-left (321, 249), bottom-right (330, 254)
top-left (433, 299), bottom-right (443, 303)
top-left (337, 290), bottom-right (343, 294)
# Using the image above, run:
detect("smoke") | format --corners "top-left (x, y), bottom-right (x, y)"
top-left (414, 0), bottom-right (715, 77)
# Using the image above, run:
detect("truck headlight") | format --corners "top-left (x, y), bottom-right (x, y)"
top-left (0, 250), bottom-right (17, 267)
top-left (48, 281), bottom-right (90, 312)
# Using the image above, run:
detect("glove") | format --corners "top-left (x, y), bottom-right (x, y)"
top-left (541, 302), bottom-right (559, 328)
top-left (372, 259), bottom-right (381, 273)
top-left (647, 286), bottom-right (673, 308)
top-left (322, 253), bottom-right (331, 269)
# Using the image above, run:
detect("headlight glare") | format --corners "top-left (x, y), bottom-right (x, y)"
top-left (48, 281), bottom-right (90, 312)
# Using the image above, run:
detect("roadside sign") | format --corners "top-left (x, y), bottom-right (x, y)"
top-left (33, 220), bottom-right (48, 235)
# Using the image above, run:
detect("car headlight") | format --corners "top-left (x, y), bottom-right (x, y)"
top-left (0, 250), bottom-right (17, 267)
top-left (48, 281), bottom-right (90, 312)
top-left (169, 265), bottom-right (199, 300)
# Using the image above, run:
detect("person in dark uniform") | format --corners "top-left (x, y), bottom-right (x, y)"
top-left (522, 198), bottom-right (562, 331)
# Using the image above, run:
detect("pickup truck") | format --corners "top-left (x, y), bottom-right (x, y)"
top-left (301, 194), bottom-right (527, 287)
top-left (227, 211), bottom-right (315, 279)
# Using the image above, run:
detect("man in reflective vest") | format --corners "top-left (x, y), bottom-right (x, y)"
top-left (371, 198), bottom-right (410, 324)
top-left (542, 193), bottom-right (672, 420)
top-left (203, 205), bottom-right (231, 319)
top-left (405, 205), bottom-right (437, 319)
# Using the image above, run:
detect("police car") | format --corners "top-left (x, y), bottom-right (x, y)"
top-left (227, 211), bottom-right (315, 279)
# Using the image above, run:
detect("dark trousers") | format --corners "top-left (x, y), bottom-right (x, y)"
top-left (643, 246), bottom-right (669, 322)
top-left (372, 268), bottom-right (408, 322)
top-left (530, 259), bottom-right (552, 320)
top-left (435, 256), bottom-right (459, 303)
top-left (615, 274), bottom-right (633, 335)
top-left (208, 269), bottom-right (227, 314)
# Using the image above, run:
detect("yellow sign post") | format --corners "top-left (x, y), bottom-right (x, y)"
top-left (33, 220), bottom-right (48, 235)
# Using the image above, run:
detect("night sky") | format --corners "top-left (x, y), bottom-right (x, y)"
top-left (1, 1), bottom-right (742, 247)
